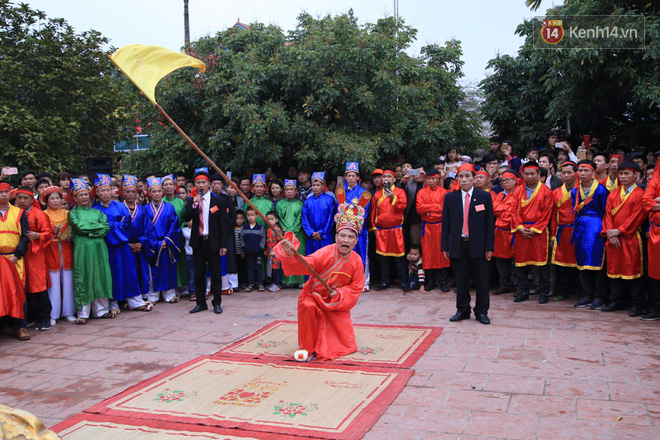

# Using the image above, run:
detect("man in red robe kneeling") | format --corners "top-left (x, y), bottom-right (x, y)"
top-left (274, 195), bottom-right (369, 361)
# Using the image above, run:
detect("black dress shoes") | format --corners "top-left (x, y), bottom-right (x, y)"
top-left (424, 282), bottom-right (436, 292)
top-left (449, 312), bottom-right (470, 322)
top-left (600, 301), bottom-right (625, 312)
top-left (629, 304), bottom-right (643, 317)
top-left (491, 286), bottom-right (510, 295)
top-left (476, 314), bottom-right (491, 325)
top-left (189, 304), bottom-right (208, 313)
top-left (213, 304), bottom-right (223, 314)
top-left (538, 293), bottom-right (549, 304)
top-left (440, 281), bottom-right (450, 292)
top-left (513, 292), bottom-right (529, 302)
top-left (374, 283), bottom-right (389, 291)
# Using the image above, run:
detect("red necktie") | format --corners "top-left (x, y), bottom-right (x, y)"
top-left (462, 192), bottom-right (469, 237)
top-left (199, 197), bottom-right (204, 236)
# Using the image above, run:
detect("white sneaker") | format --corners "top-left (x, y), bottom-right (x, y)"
top-left (65, 315), bottom-right (76, 322)
top-left (50, 319), bottom-right (56, 326)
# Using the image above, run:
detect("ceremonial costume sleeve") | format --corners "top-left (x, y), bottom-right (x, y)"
top-left (415, 188), bottom-right (435, 216)
top-left (643, 179), bottom-right (660, 213)
top-left (601, 189), bottom-right (647, 237)
top-left (69, 209), bottom-right (110, 239)
top-left (510, 186), bottom-right (524, 232)
top-left (301, 200), bottom-right (315, 237)
top-left (103, 203), bottom-right (130, 246)
top-left (14, 213), bottom-right (30, 259)
top-left (164, 205), bottom-right (182, 258)
top-left (29, 210), bottom-right (53, 254)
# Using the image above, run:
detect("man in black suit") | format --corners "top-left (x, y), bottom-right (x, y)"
top-left (441, 164), bottom-right (495, 325)
top-left (183, 171), bottom-right (231, 314)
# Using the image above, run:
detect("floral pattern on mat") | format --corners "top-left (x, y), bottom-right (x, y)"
top-left (214, 378), bottom-right (289, 407)
top-left (273, 401), bottom-right (318, 418)
top-left (153, 389), bottom-right (197, 403)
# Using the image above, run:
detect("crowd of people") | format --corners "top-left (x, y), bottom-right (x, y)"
top-left (1, 130), bottom-right (660, 341)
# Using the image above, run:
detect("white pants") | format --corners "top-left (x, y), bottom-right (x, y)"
top-left (227, 273), bottom-right (238, 289)
top-left (48, 269), bottom-right (75, 320)
top-left (148, 288), bottom-right (176, 303)
top-left (78, 298), bottom-right (109, 319)
top-left (221, 274), bottom-right (231, 290)
top-left (364, 252), bottom-right (371, 288)
top-left (111, 296), bottom-right (146, 310)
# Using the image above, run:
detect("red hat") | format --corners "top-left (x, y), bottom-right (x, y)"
top-left (382, 169), bottom-right (395, 177)
top-left (371, 169), bottom-right (384, 176)
top-left (457, 163), bottom-right (476, 174)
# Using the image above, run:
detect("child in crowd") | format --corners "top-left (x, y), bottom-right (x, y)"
top-left (265, 211), bottom-right (284, 291)
top-left (233, 210), bottom-right (248, 290)
top-left (181, 220), bottom-right (195, 301)
top-left (242, 207), bottom-right (266, 292)
top-left (407, 245), bottom-right (426, 293)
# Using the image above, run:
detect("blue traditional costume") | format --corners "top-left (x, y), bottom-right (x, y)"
top-left (303, 172), bottom-right (337, 255)
top-left (143, 177), bottom-right (182, 303)
top-left (572, 178), bottom-right (608, 270)
top-left (93, 174), bottom-right (146, 312)
top-left (337, 162), bottom-right (371, 288)
top-left (122, 175), bottom-right (151, 299)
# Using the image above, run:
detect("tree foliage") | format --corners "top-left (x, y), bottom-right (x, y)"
top-left (123, 11), bottom-right (484, 176)
top-left (480, 0), bottom-right (660, 151)
top-left (0, 0), bottom-right (131, 172)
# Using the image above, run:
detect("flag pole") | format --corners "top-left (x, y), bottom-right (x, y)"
top-left (154, 104), bottom-right (332, 292)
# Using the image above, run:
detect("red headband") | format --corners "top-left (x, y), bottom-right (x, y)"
top-left (382, 169), bottom-right (395, 177)
top-left (15, 188), bottom-right (34, 197)
top-left (609, 155), bottom-right (619, 162)
top-left (523, 164), bottom-right (540, 170)
top-left (0, 182), bottom-right (10, 191)
top-left (457, 164), bottom-right (476, 174)
top-left (476, 170), bottom-right (489, 177)
top-left (578, 164), bottom-right (595, 172)
top-left (194, 175), bottom-right (210, 183)
top-left (501, 171), bottom-right (517, 180)
top-left (562, 161), bottom-right (577, 168)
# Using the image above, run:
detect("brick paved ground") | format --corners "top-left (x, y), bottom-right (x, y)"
top-left (1, 287), bottom-right (659, 439)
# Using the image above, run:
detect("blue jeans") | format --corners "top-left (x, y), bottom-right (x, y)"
top-left (186, 255), bottom-right (196, 294)
top-left (408, 273), bottom-right (420, 290)
top-left (246, 254), bottom-right (263, 285)
top-left (272, 268), bottom-right (282, 286)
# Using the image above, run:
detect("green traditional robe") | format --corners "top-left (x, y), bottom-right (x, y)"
top-left (250, 195), bottom-right (274, 227)
top-left (164, 195), bottom-right (188, 288)
top-left (68, 206), bottom-right (113, 310)
top-left (276, 197), bottom-right (307, 284)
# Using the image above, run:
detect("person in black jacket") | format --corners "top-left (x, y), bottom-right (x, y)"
top-left (441, 164), bottom-right (495, 325)
top-left (183, 171), bottom-right (231, 314)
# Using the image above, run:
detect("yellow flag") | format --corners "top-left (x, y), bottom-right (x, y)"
top-left (110, 44), bottom-right (206, 105)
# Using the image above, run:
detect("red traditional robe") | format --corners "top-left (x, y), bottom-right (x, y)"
top-left (23, 207), bottom-right (53, 293)
top-left (510, 182), bottom-right (553, 266)
top-left (415, 185), bottom-right (450, 269)
top-left (44, 208), bottom-right (73, 271)
top-left (492, 191), bottom-right (515, 259)
top-left (0, 204), bottom-right (26, 319)
top-left (274, 234), bottom-right (365, 360)
top-left (550, 184), bottom-right (577, 267)
top-left (601, 185), bottom-right (647, 279)
top-left (599, 176), bottom-right (619, 192)
top-left (643, 174), bottom-right (660, 280)
top-left (371, 187), bottom-right (407, 257)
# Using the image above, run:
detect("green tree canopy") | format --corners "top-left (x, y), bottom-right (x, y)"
top-left (0, 0), bottom-right (130, 173)
top-left (480, 0), bottom-right (660, 152)
top-left (123, 11), bottom-right (484, 176)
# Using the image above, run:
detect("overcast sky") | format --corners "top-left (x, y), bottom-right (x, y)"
top-left (23, 0), bottom-right (554, 85)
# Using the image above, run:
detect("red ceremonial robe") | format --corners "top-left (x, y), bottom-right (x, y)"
top-left (510, 182), bottom-right (553, 266)
top-left (416, 185), bottom-right (450, 269)
top-left (371, 187), bottom-right (407, 257)
top-left (643, 174), bottom-right (660, 280)
top-left (601, 185), bottom-right (646, 279)
top-left (550, 184), bottom-right (577, 267)
top-left (492, 191), bottom-right (515, 259)
top-left (23, 207), bottom-right (53, 293)
top-left (274, 235), bottom-right (365, 360)
top-left (0, 204), bottom-right (26, 319)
